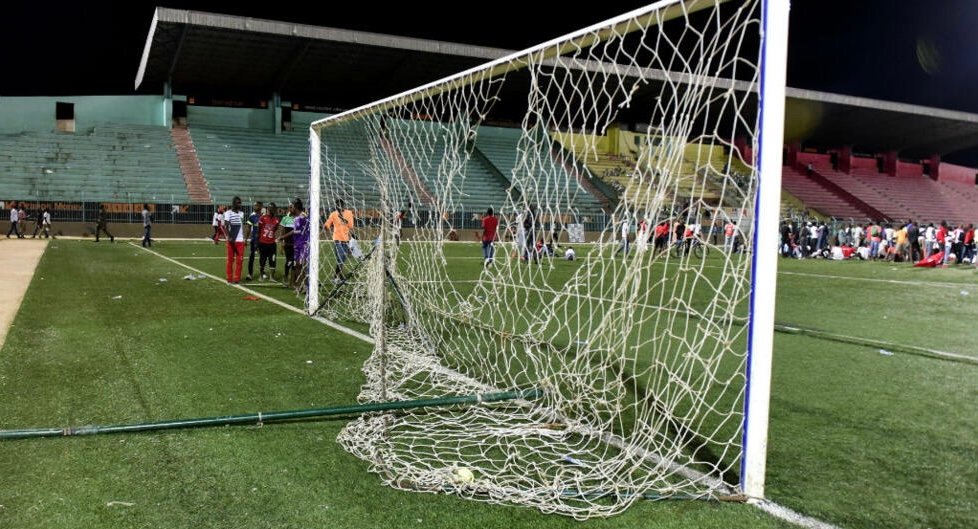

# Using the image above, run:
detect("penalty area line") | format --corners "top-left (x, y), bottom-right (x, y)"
top-left (130, 243), bottom-right (372, 344)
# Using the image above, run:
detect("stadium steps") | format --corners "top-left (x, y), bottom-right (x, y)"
top-left (781, 166), bottom-right (878, 220)
top-left (191, 125), bottom-right (310, 205)
top-left (171, 125), bottom-right (212, 204)
top-left (379, 136), bottom-right (435, 207)
top-left (389, 120), bottom-right (511, 212)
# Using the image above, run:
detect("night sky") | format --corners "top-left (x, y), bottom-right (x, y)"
top-left (1, 1), bottom-right (976, 157)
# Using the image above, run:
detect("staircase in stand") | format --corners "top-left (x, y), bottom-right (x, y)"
top-left (379, 137), bottom-right (435, 207)
top-left (170, 125), bottom-right (212, 203)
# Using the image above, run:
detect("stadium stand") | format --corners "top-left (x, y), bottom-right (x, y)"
top-left (794, 152), bottom-right (978, 225)
top-left (849, 169), bottom-right (978, 225)
top-left (553, 131), bottom-right (727, 209)
top-left (780, 164), bottom-right (871, 220)
top-left (388, 120), bottom-right (511, 212)
top-left (0, 123), bottom-right (187, 202)
top-left (190, 125), bottom-right (310, 205)
top-left (474, 126), bottom-right (606, 214)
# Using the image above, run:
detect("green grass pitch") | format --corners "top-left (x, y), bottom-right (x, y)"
top-left (0, 239), bottom-right (975, 528)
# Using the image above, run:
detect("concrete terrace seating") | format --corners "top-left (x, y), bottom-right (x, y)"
top-left (780, 166), bottom-right (868, 219)
top-left (390, 120), bottom-right (510, 212)
top-left (813, 166), bottom-right (898, 219)
top-left (848, 170), bottom-right (978, 225)
top-left (319, 120), bottom-right (412, 208)
top-left (190, 125), bottom-right (311, 205)
top-left (474, 126), bottom-right (605, 214)
top-left (0, 123), bottom-right (186, 202)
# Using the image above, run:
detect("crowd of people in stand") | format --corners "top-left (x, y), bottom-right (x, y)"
top-left (780, 218), bottom-right (978, 267)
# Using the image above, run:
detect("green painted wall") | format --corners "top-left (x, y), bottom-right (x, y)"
top-left (292, 111), bottom-right (331, 128)
top-left (0, 96), bottom-right (165, 133)
top-left (187, 105), bottom-right (274, 130)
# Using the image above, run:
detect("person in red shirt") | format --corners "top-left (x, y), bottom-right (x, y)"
top-left (257, 202), bottom-right (280, 280)
top-left (653, 221), bottom-right (669, 253)
top-left (481, 207), bottom-right (499, 265)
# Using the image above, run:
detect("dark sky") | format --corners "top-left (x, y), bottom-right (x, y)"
top-left (2, 1), bottom-right (976, 111)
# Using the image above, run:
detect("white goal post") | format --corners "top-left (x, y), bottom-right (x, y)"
top-left (306, 0), bottom-right (787, 517)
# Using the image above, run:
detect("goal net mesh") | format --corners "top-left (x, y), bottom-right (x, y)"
top-left (308, 0), bottom-right (763, 518)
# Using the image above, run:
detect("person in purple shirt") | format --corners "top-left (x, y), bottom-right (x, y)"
top-left (290, 199), bottom-right (310, 292)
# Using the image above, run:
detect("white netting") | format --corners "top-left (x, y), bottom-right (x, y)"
top-left (308, 0), bottom-right (767, 518)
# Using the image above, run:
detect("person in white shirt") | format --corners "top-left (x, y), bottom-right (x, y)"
top-left (851, 224), bottom-right (864, 248)
top-left (211, 207), bottom-right (225, 244)
top-left (223, 197), bottom-right (245, 284)
top-left (30, 207), bottom-right (51, 238)
top-left (617, 213), bottom-right (630, 256)
top-left (923, 223), bottom-right (936, 258)
top-left (6, 203), bottom-right (20, 238)
top-left (40, 208), bottom-right (53, 239)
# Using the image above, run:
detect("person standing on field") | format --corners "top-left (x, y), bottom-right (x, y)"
top-left (291, 199), bottom-right (309, 290)
top-left (224, 197), bottom-right (245, 284)
top-left (211, 206), bottom-right (225, 244)
top-left (245, 201), bottom-right (263, 281)
top-left (141, 203), bottom-right (153, 247)
top-left (94, 204), bottom-right (114, 243)
top-left (324, 199), bottom-right (355, 284)
top-left (278, 202), bottom-right (297, 286)
top-left (481, 207), bottom-right (499, 265)
top-left (258, 202), bottom-right (280, 280)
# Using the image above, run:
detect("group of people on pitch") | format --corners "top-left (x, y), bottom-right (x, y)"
top-left (217, 197), bottom-right (309, 287)
top-left (5, 202), bottom-right (54, 240)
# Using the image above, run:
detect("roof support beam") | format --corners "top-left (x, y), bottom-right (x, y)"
top-left (168, 25), bottom-right (190, 81)
top-left (273, 39), bottom-right (312, 93)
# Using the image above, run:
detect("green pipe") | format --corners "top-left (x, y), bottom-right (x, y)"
top-left (0, 388), bottom-right (543, 441)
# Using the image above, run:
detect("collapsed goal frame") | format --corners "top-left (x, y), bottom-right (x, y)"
top-left (306, 0), bottom-right (787, 518)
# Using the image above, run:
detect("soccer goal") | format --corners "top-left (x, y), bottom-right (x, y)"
top-left (306, 0), bottom-right (787, 518)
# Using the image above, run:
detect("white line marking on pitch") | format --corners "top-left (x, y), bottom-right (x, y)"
top-left (132, 243), bottom-right (846, 529)
top-left (778, 269), bottom-right (974, 289)
top-left (130, 243), bottom-right (372, 344)
top-left (751, 499), bottom-right (844, 529)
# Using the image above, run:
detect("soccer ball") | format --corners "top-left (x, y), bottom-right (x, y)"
top-left (451, 467), bottom-right (475, 484)
top-left (565, 248), bottom-right (576, 261)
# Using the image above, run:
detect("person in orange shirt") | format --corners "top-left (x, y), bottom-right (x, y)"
top-left (324, 199), bottom-right (355, 284)
top-left (894, 224), bottom-right (910, 262)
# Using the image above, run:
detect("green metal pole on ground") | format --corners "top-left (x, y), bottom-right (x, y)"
top-left (0, 388), bottom-right (543, 441)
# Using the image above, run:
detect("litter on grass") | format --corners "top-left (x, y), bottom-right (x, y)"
top-left (879, 349), bottom-right (894, 356)
top-left (112, 295), bottom-right (122, 300)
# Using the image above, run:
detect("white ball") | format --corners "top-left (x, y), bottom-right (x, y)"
top-left (451, 467), bottom-right (475, 484)
top-left (564, 248), bottom-right (576, 261)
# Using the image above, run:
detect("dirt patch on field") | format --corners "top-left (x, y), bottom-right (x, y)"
top-left (0, 239), bottom-right (48, 349)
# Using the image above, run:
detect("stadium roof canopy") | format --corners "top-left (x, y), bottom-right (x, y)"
top-left (137, 8), bottom-right (978, 160)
